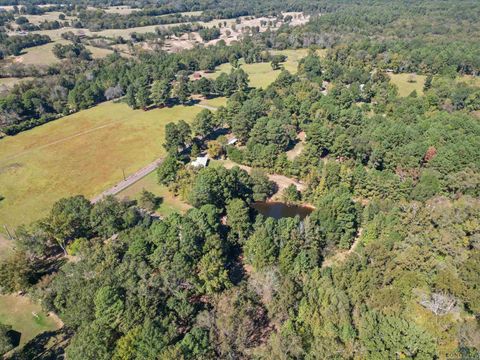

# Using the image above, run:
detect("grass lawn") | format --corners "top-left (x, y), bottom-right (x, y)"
top-left (204, 48), bottom-right (325, 88)
top-left (388, 73), bottom-right (426, 97)
top-left (116, 171), bottom-right (191, 217)
top-left (0, 101), bottom-right (204, 230)
top-left (0, 295), bottom-right (60, 347)
top-left (199, 96), bottom-right (227, 108)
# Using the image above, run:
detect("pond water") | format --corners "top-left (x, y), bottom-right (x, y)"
top-left (251, 202), bottom-right (313, 220)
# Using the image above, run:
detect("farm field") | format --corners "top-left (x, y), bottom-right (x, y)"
top-left (204, 48), bottom-right (324, 88)
top-left (1, 39), bottom-right (114, 67)
top-left (0, 100), bottom-right (216, 230)
top-left (32, 17), bottom-right (236, 40)
top-left (116, 171), bottom-right (191, 217)
top-left (24, 11), bottom-right (75, 24)
top-left (388, 73), bottom-right (427, 97)
top-left (12, 40), bottom-right (69, 66)
top-left (0, 295), bottom-right (60, 348)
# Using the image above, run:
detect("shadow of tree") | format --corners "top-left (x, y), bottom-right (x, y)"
top-left (10, 327), bottom-right (73, 360)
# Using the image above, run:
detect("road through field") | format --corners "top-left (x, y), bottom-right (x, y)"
top-left (91, 157), bottom-right (164, 203)
top-left (91, 102), bottom-right (220, 203)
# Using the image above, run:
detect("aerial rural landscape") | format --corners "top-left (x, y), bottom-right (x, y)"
top-left (0, 0), bottom-right (479, 358)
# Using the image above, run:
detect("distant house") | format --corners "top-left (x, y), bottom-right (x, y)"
top-left (191, 155), bottom-right (209, 168)
top-left (193, 72), bottom-right (202, 80)
top-left (227, 137), bottom-right (238, 145)
top-left (77, 30), bottom-right (86, 38)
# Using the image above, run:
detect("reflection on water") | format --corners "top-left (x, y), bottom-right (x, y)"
top-left (251, 202), bottom-right (313, 220)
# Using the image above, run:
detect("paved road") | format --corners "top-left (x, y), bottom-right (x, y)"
top-left (91, 157), bottom-right (163, 203)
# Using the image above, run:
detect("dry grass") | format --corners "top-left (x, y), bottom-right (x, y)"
top-left (204, 48), bottom-right (323, 88)
top-left (199, 96), bottom-right (227, 108)
top-left (388, 73), bottom-right (426, 97)
top-left (12, 40), bottom-right (69, 66)
top-left (24, 12), bottom-right (75, 25)
top-left (0, 101), bottom-right (204, 230)
top-left (85, 45), bottom-right (114, 58)
top-left (0, 39), bottom-right (114, 67)
top-left (0, 295), bottom-right (60, 347)
top-left (116, 171), bottom-right (191, 217)
top-left (0, 233), bottom-right (14, 261)
top-left (0, 77), bottom-right (33, 90)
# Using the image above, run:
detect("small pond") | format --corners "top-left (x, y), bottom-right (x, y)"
top-left (251, 202), bottom-right (314, 220)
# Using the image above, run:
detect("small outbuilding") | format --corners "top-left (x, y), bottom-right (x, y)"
top-left (227, 137), bottom-right (238, 145)
top-left (191, 155), bottom-right (209, 168)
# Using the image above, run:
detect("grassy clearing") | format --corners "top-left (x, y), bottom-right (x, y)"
top-left (199, 96), bottom-right (227, 108)
top-left (85, 45), bottom-right (114, 58)
top-left (388, 73), bottom-right (426, 97)
top-left (117, 171), bottom-right (191, 217)
top-left (0, 295), bottom-right (60, 347)
top-left (24, 12), bottom-right (76, 25)
top-left (0, 77), bottom-right (33, 90)
top-left (13, 40), bottom-right (69, 66)
top-left (205, 48), bottom-right (325, 88)
top-left (458, 75), bottom-right (480, 87)
top-left (0, 101), bottom-right (203, 230)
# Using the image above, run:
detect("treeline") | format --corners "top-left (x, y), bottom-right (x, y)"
top-left (207, 51), bottom-right (480, 202)
top-left (0, 33), bottom-right (50, 58)
top-left (198, 27), bottom-right (220, 42)
top-left (259, 0), bottom-right (480, 75)
top-left (0, 39), bottom-right (270, 135)
top-left (74, 10), bottom-right (212, 32)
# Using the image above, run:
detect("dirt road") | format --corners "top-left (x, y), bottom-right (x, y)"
top-left (91, 157), bottom-right (163, 203)
top-left (217, 159), bottom-right (305, 199)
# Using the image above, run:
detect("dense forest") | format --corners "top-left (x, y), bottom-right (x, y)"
top-left (0, 0), bottom-right (480, 359)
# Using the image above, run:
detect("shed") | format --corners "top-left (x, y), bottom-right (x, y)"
top-left (191, 155), bottom-right (209, 168)
top-left (227, 137), bottom-right (238, 145)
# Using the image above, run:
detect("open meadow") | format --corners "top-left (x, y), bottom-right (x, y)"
top-left (204, 48), bottom-right (325, 88)
top-left (0, 100), bottom-right (222, 230)
top-left (388, 73), bottom-right (427, 97)
top-left (0, 39), bottom-right (113, 68)
top-left (0, 295), bottom-right (60, 348)
top-left (116, 171), bottom-right (191, 217)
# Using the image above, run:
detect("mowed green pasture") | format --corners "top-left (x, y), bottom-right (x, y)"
top-left (117, 171), bottom-right (191, 217)
top-left (0, 101), bottom-right (209, 230)
top-left (205, 48), bottom-right (325, 88)
top-left (0, 295), bottom-right (60, 347)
